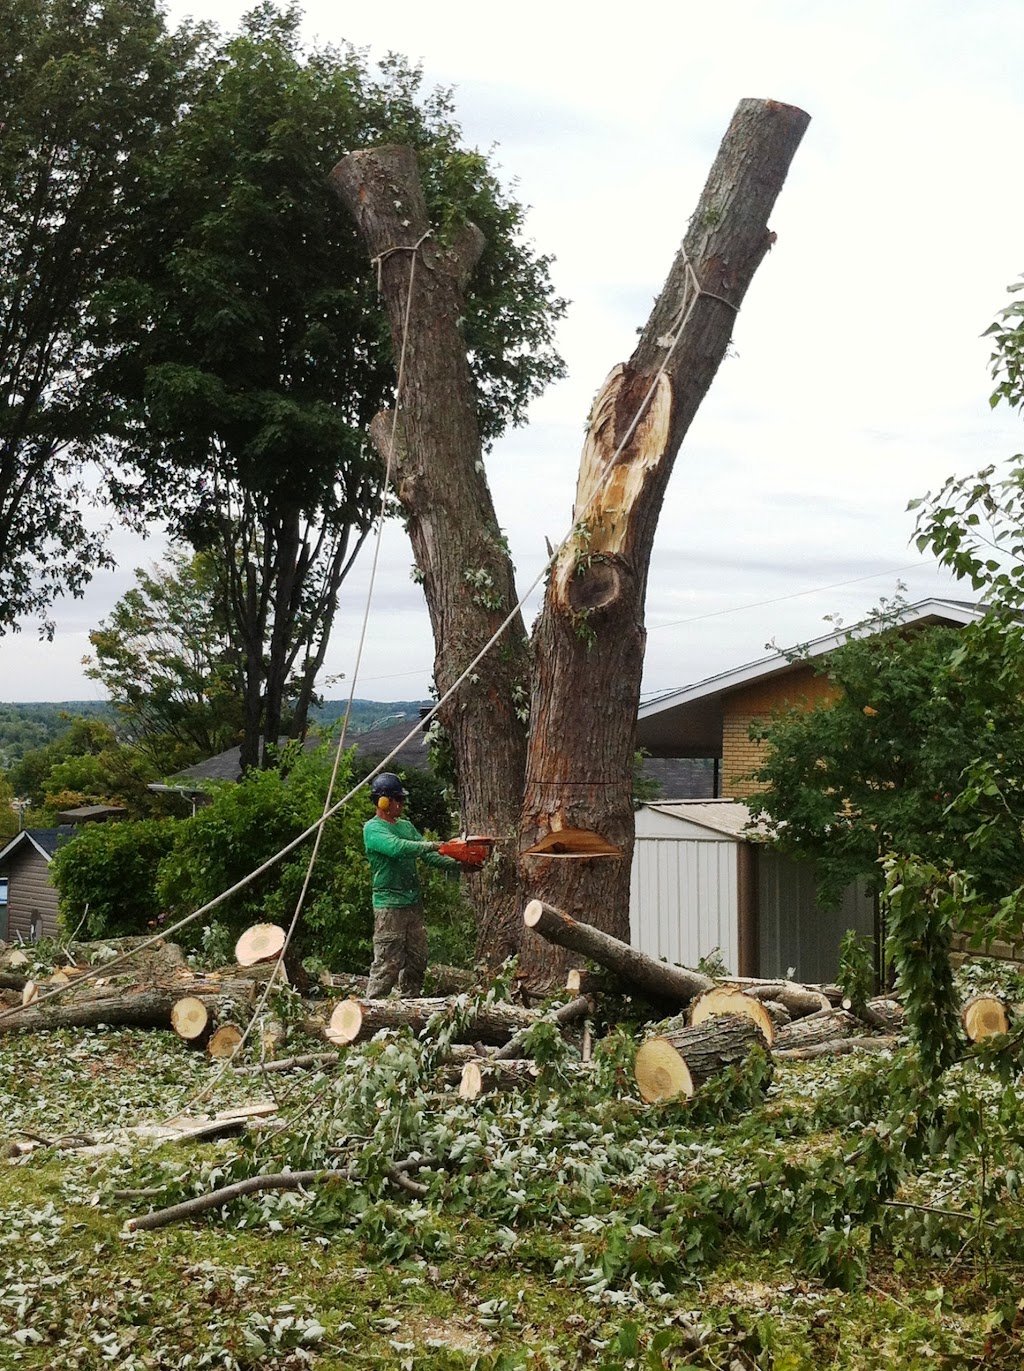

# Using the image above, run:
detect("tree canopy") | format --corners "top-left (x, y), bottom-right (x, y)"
top-left (94, 2), bottom-right (565, 770)
top-left (0, 0), bottom-right (209, 631)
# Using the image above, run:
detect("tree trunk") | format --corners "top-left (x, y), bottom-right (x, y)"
top-left (324, 995), bottom-right (537, 1046)
top-left (772, 1008), bottom-right (860, 1052)
top-left (331, 101), bottom-right (808, 979)
top-left (329, 147), bottom-right (530, 966)
top-left (0, 979), bottom-right (256, 1036)
top-left (518, 100), bottom-right (809, 987)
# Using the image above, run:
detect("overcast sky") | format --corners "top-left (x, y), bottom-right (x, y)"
top-left (5, 0), bottom-right (1024, 705)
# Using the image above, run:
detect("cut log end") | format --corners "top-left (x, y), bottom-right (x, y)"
top-left (207, 1023), bottom-right (244, 1059)
top-left (21, 980), bottom-right (38, 1007)
top-left (962, 994), bottom-right (1011, 1042)
top-left (523, 900), bottom-right (547, 929)
top-left (459, 1060), bottom-right (485, 1100)
top-left (634, 1038), bottom-right (695, 1103)
top-left (235, 924), bottom-right (287, 968)
top-left (170, 996), bottom-right (209, 1042)
top-left (689, 987), bottom-right (775, 1047)
top-left (326, 999), bottom-right (363, 1046)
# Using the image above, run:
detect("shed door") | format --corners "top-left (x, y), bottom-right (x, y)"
top-left (758, 851), bottom-right (875, 984)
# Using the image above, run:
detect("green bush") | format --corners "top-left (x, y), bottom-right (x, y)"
top-left (50, 818), bottom-right (181, 938)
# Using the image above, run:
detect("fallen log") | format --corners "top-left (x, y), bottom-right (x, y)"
top-left (524, 900), bottom-right (713, 1004)
top-left (0, 978), bottom-right (256, 1037)
top-left (459, 1058), bottom-right (539, 1100)
top-left (235, 923), bottom-right (287, 967)
top-left (722, 979), bottom-right (832, 1016)
top-left (773, 1008), bottom-right (860, 1052)
top-left (776, 1035), bottom-right (900, 1061)
top-left (846, 996), bottom-right (905, 1033)
top-left (688, 987), bottom-right (776, 1046)
top-left (493, 994), bottom-right (593, 1061)
top-left (635, 1014), bottom-right (771, 1103)
top-left (170, 996), bottom-right (211, 1044)
top-left (207, 1023), bottom-right (244, 1059)
top-left (324, 996), bottom-right (537, 1047)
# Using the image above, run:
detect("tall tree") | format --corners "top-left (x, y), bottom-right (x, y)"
top-left (97, 3), bottom-right (565, 772)
top-left (83, 548), bottom-right (245, 770)
top-left (0, 0), bottom-right (208, 632)
top-left (332, 101), bottom-right (809, 980)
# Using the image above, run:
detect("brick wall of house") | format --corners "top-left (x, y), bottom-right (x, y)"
top-left (721, 665), bottom-right (838, 798)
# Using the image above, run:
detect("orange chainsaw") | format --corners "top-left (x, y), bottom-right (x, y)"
top-left (437, 835), bottom-right (496, 869)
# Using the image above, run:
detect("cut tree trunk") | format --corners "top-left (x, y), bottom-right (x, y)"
top-left (235, 924), bottom-right (286, 968)
top-left (523, 900), bottom-right (713, 1003)
top-left (331, 101), bottom-right (808, 982)
top-left (724, 979), bottom-right (832, 1016)
top-left (324, 996), bottom-right (537, 1047)
top-left (635, 1014), bottom-right (771, 1103)
top-left (516, 99), bottom-right (810, 988)
top-left (961, 994), bottom-right (1011, 1041)
top-left (330, 147), bottom-right (529, 967)
top-left (0, 980), bottom-right (255, 1037)
top-left (208, 1023), bottom-right (245, 1059)
top-left (170, 996), bottom-right (210, 1043)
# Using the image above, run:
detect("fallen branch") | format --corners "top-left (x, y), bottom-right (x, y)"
top-left (775, 1034), bottom-right (900, 1060)
top-left (126, 1169), bottom-right (347, 1232)
top-left (493, 994), bottom-right (592, 1061)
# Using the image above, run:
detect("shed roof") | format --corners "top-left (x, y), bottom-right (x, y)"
top-left (0, 825), bottom-right (78, 866)
top-left (641, 799), bottom-right (761, 839)
top-left (636, 598), bottom-right (983, 756)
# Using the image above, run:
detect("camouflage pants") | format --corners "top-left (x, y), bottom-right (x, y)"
top-left (366, 903), bottom-right (427, 998)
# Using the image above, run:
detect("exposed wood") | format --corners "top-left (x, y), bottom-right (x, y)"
top-left (773, 1008), bottom-right (861, 1052)
top-left (207, 1023), bottom-right (244, 1059)
top-left (524, 900), bottom-right (713, 1002)
top-left (234, 923), bottom-right (287, 967)
top-left (961, 994), bottom-right (1011, 1041)
top-left (21, 979), bottom-right (38, 1006)
top-left (459, 1058), bottom-right (539, 1100)
top-left (689, 987), bottom-right (776, 1047)
top-left (169, 996), bottom-right (209, 1042)
top-left (325, 996), bottom-right (537, 1047)
top-left (635, 1014), bottom-right (771, 1103)
top-left (522, 829), bottom-right (621, 859)
top-left (1, 948), bottom-right (30, 970)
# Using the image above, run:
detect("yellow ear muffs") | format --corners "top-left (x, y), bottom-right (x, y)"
top-left (377, 796), bottom-right (390, 812)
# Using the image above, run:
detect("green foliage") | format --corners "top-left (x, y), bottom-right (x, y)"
top-left (84, 548), bottom-right (245, 770)
top-left (838, 929), bottom-right (877, 1010)
top-left (0, 0), bottom-right (209, 630)
top-left (49, 817), bottom-right (180, 938)
top-left (94, 3), bottom-right (565, 766)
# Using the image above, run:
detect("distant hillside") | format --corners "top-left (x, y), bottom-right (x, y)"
top-left (0, 698), bottom-right (431, 768)
top-left (310, 699), bottom-right (432, 734)
top-left (0, 701), bottom-right (117, 767)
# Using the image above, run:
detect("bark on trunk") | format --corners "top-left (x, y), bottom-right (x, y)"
top-left (324, 995), bottom-right (537, 1046)
top-left (772, 1008), bottom-right (861, 1052)
top-left (330, 147), bottom-right (529, 966)
top-left (0, 979), bottom-right (256, 1036)
top-left (459, 1058), bottom-right (540, 1099)
top-left (635, 1013), bottom-right (771, 1102)
top-left (517, 100), bottom-right (809, 987)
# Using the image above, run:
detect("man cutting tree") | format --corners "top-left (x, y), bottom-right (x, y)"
top-left (363, 773), bottom-right (486, 997)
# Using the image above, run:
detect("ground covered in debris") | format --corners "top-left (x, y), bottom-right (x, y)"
top-left (3, 968), bottom-right (1024, 1371)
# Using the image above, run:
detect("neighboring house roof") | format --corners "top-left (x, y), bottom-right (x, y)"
top-left (168, 720), bottom-right (432, 787)
top-left (0, 825), bottom-right (78, 866)
top-left (636, 598), bottom-right (984, 756)
top-left (57, 804), bottom-right (125, 823)
top-left (641, 799), bottom-right (763, 840)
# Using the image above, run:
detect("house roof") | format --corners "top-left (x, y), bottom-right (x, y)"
top-left (0, 825), bottom-right (78, 866)
top-left (636, 598), bottom-right (983, 756)
top-left (169, 719), bottom-right (432, 787)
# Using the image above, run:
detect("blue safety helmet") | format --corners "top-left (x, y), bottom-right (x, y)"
top-left (370, 772), bottom-right (408, 802)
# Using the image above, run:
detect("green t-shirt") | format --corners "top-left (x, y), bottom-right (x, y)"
top-left (362, 814), bottom-right (458, 908)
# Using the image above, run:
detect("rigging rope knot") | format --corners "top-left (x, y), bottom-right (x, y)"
top-left (371, 231), bottom-right (433, 293)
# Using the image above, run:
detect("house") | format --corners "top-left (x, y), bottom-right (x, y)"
top-left (635, 598), bottom-right (982, 798)
top-left (0, 826), bottom-right (77, 942)
top-left (628, 600), bottom-right (983, 980)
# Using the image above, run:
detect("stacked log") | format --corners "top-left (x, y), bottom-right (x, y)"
top-left (324, 996), bottom-right (537, 1047)
top-left (635, 1015), bottom-right (770, 1103)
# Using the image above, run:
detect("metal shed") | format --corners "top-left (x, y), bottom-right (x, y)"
top-left (630, 800), bottom-right (875, 981)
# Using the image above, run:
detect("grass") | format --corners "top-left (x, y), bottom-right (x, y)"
top-left (1, 1013), bottom-right (1023, 1369)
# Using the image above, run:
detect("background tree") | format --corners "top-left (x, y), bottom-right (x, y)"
top-left (0, 0), bottom-right (208, 631)
top-left (747, 615), bottom-right (1024, 907)
top-left (97, 3), bottom-right (564, 773)
top-left (84, 548), bottom-right (245, 770)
